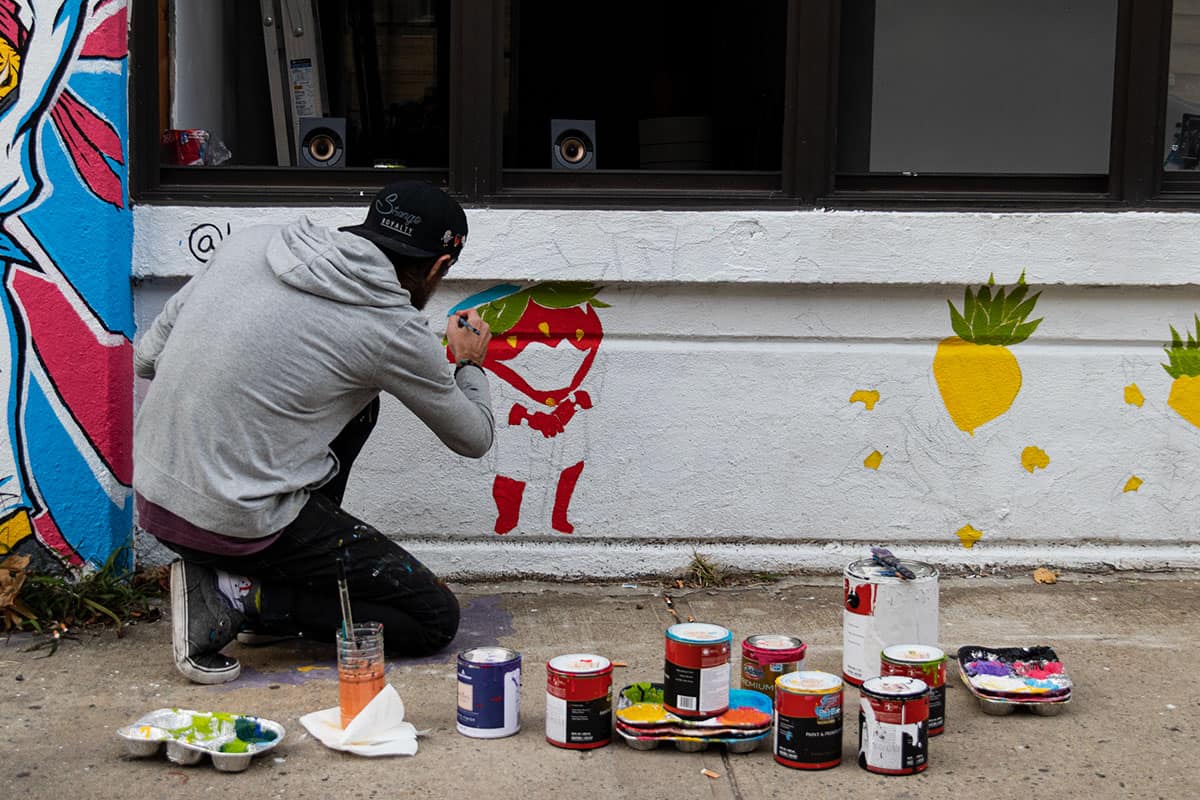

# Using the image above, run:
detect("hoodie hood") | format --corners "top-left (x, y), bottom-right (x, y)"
top-left (267, 216), bottom-right (413, 307)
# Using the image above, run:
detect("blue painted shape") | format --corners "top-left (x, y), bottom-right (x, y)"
top-left (24, 380), bottom-right (131, 566)
top-left (447, 284), bottom-right (523, 316)
top-left (20, 66), bottom-right (133, 337)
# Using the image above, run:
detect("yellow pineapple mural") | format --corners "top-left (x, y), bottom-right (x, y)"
top-left (933, 272), bottom-right (1043, 435)
top-left (1163, 315), bottom-right (1200, 428)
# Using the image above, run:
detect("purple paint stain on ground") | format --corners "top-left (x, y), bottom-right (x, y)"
top-left (207, 595), bottom-right (513, 691)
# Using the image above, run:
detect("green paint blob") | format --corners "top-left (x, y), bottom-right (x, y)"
top-left (220, 739), bottom-right (251, 753)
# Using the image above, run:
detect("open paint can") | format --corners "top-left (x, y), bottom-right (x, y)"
top-left (741, 635), bottom-right (806, 701)
top-left (881, 644), bottom-right (947, 735)
top-left (773, 670), bottom-right (843, 770)
top-left (545, 654), bottom-right (613, 749)
top-left (858, 675), bottom-right (929, 775)
top-left (457, 647), bottom-right (521, 739)
top-left (664, 622), bottom-right (732, 719)
top-left (842, 558), bottom-right (939, 686)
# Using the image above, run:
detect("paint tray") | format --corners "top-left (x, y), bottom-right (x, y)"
top-left (956, 646), bottom-right (1072, 716)
top-left (614, 684), bottom-right (771, 753)
top-left (117, 708), bottom-right (285, 772)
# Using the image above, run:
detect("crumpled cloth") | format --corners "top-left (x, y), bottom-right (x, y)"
top-left (299, 684), bottom-right (421, 757)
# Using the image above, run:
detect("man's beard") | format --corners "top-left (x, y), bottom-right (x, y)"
top-left (408, 275), bottom-right (441, 310)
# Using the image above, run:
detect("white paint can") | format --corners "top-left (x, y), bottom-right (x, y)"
top-left (841, 558), bottom-right (938, 687)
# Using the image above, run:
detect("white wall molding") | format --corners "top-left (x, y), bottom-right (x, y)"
top-left (134, 205), bottom-right (1200, 287)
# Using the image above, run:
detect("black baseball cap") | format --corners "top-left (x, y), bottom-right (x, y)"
top-left (341, 181), bottom-right (468, 263)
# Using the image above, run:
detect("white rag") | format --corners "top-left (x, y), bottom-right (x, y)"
top-left (299, 684), bottom-right (421, 757)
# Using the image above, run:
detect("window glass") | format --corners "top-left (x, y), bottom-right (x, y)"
top-left (502, 0), bottom-right (786, 171)
top-left (1165, 1), bottom-right (1200, 171)
top-left (837, 0), bottom-right (1118, 175)
top-left (163, 0), bottom-right (448, 169)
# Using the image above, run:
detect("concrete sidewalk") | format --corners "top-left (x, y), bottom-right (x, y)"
top-left (2, 575), bottom-right (1196, 799)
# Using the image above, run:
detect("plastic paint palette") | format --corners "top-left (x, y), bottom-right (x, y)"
top-left (615, 683), bottom-right (772, 753)
top-left (956, 646), bottom-right (1072, 717)
top-left (117, 708), bottom-right (285, 772)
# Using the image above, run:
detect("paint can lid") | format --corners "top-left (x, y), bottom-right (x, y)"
top-left (847, 558), bottom-right (938, 581)
top-left (861, 675), bottom-right (929, 699)
top-left (548, 653), bottom-right (612, 675)
top-left (776, 670), bottom-right (843, 695)
top-left (744, 635), bottom-right (807, 660)
top-left (460, 646), bottom-right (521, 665)
top-left (666, 622), bottom-right (732, 644)
top-left (881, 644), bottom-right (946, 666)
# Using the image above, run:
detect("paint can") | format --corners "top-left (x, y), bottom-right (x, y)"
top-left (858, 675), bottom-right (929, 775)
top-left (842, 558), bottom-right (939, 687)
top-left (741, 635), bottom-right (807, 700)
top-left (664, 622), bottom-right (732, 719)
top-left (880, 644), bottom-right (947, 735)
top-left (772, 670), bottom-right (844, 770)
top-left (545, 653), bottom-right (613, 749)
top-left (456, 647), bottom-right (521, 739)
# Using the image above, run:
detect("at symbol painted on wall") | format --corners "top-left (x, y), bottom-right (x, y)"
top-left (1162, 314), bottom-right (1200, 428)
top-left (933, 272), bottom-right (1043, 436)
top-left (448, 282), bottom-right (609, 535)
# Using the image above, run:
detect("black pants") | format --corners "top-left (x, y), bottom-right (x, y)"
top-left (161, 397), bottom-right (459, 657)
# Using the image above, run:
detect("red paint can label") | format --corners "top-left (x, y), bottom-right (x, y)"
top-left (881, 644), bottom-right (947, 735)
top-left (545, 654), bottom-right (613, 749)
top-left (858, 676), bottom-right (929, 775)
top-left (773, 671), bottom-right (843, 770)
top-left (664, 623), bottom-right (732, 718)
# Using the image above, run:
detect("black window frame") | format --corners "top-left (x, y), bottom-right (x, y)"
top-left (131, 0), bottom-right (1190, 210)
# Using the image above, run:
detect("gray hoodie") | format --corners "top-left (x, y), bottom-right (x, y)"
top-left (133, 217), bottom-right (494, 538)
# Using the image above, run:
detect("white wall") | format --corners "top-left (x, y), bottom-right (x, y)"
top-left (132, 206), bottom-right (1200, 577)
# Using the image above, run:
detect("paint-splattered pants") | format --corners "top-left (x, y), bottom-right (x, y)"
top-left (159, 398), bottom-right (460, 657)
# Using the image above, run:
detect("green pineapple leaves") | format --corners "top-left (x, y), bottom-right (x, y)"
top-left (476, 282), bottom-right (608, 335)
top-left (948, 271), bottom-right (1043, 346)
top-left (1162, 314), bottom-right (1200, 379)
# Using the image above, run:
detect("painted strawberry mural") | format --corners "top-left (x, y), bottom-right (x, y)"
top-left (447, 282), bottom-right (609, 534)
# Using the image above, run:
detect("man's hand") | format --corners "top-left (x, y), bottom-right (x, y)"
top-left (446, 310), bottom-right (491, 366)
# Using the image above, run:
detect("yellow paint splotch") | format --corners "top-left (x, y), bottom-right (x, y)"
top-left (864, 450), bottom-right (883, 470)
top-left (955, 524), bottom-right (983, 549)
top-left (850, 389), bottom-right (880, 410)
top-left (1123, 476), bottom-right (1143, 493)
top-left (1124, 383), bottom-right (1145, 407)
top-left (537, 322), bottom-right (551, 336)
top-left (506, 335), bottom-right (518, 348)
top-left (1020, 446), bottom-right (1050, 473)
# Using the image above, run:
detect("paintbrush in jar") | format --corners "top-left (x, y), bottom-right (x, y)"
top-left (336, 557), bottom-right (356, 646)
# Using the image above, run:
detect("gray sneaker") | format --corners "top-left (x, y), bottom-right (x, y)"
top-left (170, 560), bottom-right (245, 684)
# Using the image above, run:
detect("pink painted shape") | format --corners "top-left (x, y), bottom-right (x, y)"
top-left (50, 91), bottom-right (124, 209)
top-left (10, 267), bottom-right (132, 484)
top-left (32, 509), bottom-right (83, 566)
top-left (0, 0), bottom-right (26, 49)
top-left (80, 3), bottom-right (126, 59)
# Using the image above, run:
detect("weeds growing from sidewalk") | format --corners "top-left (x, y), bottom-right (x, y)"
top-left (683, 551), bottom-right (727, 588)
top-left (1, 547), bottom-right (165, 655)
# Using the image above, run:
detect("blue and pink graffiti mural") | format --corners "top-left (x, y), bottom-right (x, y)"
top-left (0, 0), bottom-right (132, 569)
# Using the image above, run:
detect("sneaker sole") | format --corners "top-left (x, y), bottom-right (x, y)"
top-left (170, 561), bottom-right (242, 685)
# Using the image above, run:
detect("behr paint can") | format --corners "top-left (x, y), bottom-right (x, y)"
top-left (858, 675), bottom-right (930, 775)
top-left (773, 670), bottom-right (844, 770)
top-left (664, 622), bottom-right (732, 719)
top-left (881, 644), bottom-right (947, 735)
top-left (457, 647), bottom-right (521, 738)
top-left (842, 558), bottom-right (939, 687)
top-left (545, 653), bottom-right (613, 749)
top-left (741, 635), bottom-right (807, 700)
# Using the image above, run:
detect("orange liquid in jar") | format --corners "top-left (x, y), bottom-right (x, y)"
top-left (339, 665), bottom-right (386, 728)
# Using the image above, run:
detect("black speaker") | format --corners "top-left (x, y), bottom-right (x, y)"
top-left (550, 119), bottom-right (596, 170)
top-left (298, 117), bottom-right (346, 168)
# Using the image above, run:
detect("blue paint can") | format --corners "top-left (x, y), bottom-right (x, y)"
top-left (457, 647), bottom-right (522, 738)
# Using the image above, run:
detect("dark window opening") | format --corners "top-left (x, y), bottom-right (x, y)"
top-left (502, 0), bottom-right (787, 172)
